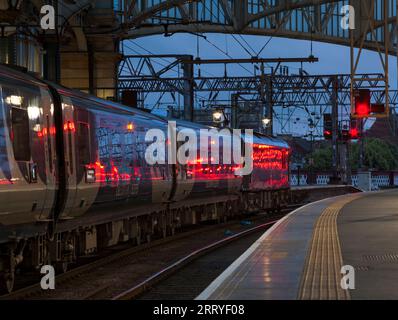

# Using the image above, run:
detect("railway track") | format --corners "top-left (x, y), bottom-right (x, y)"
top-left (113, 220), bottom-right (278, 300)
top-left (0, 207), bottom-right (297, 300)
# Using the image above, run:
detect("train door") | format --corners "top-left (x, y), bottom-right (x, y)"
top-left (124, 122), bottom-right (140, 198)
top-left (171, 126), bottom-right (196, 202)
top-left (37, 87), bottom-right (57, 221)
top-left (100, 115), bottom-right (130, 202)
top-left (70, 104), bottom-right (101, 217)
top-left (58, 96), bottom-right (103, 219)
top-left (93, 113), bottom-right (136, 204)
top-left (135, 123), bottom-right (151, 202)
top-left (111, 118), bottom-right (130, 200)
top-left (228, 130), bottom-right (243, 193)
top-left (117, 137), bottom-right (129, 198)
top-left (148, 119), bottom-right (171, 204)
top-left (60, 95), bottom-right (78, 218)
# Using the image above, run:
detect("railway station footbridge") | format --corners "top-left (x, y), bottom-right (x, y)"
top-left (116, 0), bottom-right (397, 53)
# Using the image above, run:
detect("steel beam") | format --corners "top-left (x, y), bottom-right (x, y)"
top-left (180, 57), bottom-right (319, 64)
top-left (116, 0), bottom-right (398, 53)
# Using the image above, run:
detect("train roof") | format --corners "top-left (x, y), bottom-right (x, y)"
top-left (172, 118), bottom-right (217, 130)
top-left (0, 64), bottom-right (48, 88)
top-left (0, 64), bottom-right (166, 123)
top-left (54, 85), bottom-right (168, 123)
top-left (174, 118), bottom-right (289, 149)
top-left (252, 133), bottom-right (290, 149)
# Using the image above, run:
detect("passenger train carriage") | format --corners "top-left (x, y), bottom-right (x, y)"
top-left (0, 64), bottom-right (290, 293)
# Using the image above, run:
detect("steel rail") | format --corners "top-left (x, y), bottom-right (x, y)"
top-left (112, 219), bottom-right (280, 300)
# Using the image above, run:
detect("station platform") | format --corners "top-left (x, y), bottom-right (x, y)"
top-left (197, 189), bottom-right (398, 300)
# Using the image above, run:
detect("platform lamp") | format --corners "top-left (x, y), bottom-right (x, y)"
top-left (262, 117), bottom-right (271, 134)
top-left (213, 109), bottom-right (228, 128)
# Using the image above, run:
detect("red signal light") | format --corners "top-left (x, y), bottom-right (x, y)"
top-left (323, 114), bottom-right (332, 140)
top-left (349, 118), bottom-right (360, 140)
top-left (323, 129), bottom-right (332, 139)
top-left (355, 102), bottom-right (370, 117)
top-left (349, 127), bottom-right (359, 139)
top-left (354, 89), bottom-right (371, 118)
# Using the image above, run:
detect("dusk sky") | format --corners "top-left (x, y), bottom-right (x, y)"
top-left (125, 33), bottom-right (396, 77)
top-left (122, 34), bottom-right (396, 136)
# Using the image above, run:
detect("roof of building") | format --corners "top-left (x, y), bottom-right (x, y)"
top-left (366, 114), bottom-right (398, 145)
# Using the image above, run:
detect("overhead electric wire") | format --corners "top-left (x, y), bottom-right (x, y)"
top-left (123, 43), bottom-right (179, 75)
top-left (255, 0), bottom-right (291, 57)
top-left (238, 34), bottom-right (257, 56)
top-left (123, 42), bottom-right (209, 102)
top-left (125, 41), bottom-right (197, 77)
top-left (125, 41), bottom-right (180, 68)
top-left (199, 1), bottom-right (253, 75)
top-left (200, 0), bottom-right (278, 73)
top-left (126, 0), bottom-right (253, 76)
top-left (124, 39), bottom-right (222, 107)
top-left (257, 36), bottom-right (274, 57)
top-left (230, 34), bottom-right (255, 57)
top-left (125, 38), bottom-right (219, 78)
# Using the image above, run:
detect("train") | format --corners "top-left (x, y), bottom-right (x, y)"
top-left (0, 64), bottom-right (290, 293)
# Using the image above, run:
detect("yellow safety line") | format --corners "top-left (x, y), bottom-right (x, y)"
top-left (298, 195), bottom-right (361, 300)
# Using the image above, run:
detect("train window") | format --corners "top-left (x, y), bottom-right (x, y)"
top-left (77, 122), bottom-right (90, 165)
top-left (11, 107), bottom-right (31, 161)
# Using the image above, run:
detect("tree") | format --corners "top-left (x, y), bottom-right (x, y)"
top-left (350, 138), bottom-right (398, 170)
top-left (307, 147), bottom-right (332, 171)
top-left (308, 138), bottom-right (398, 171)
